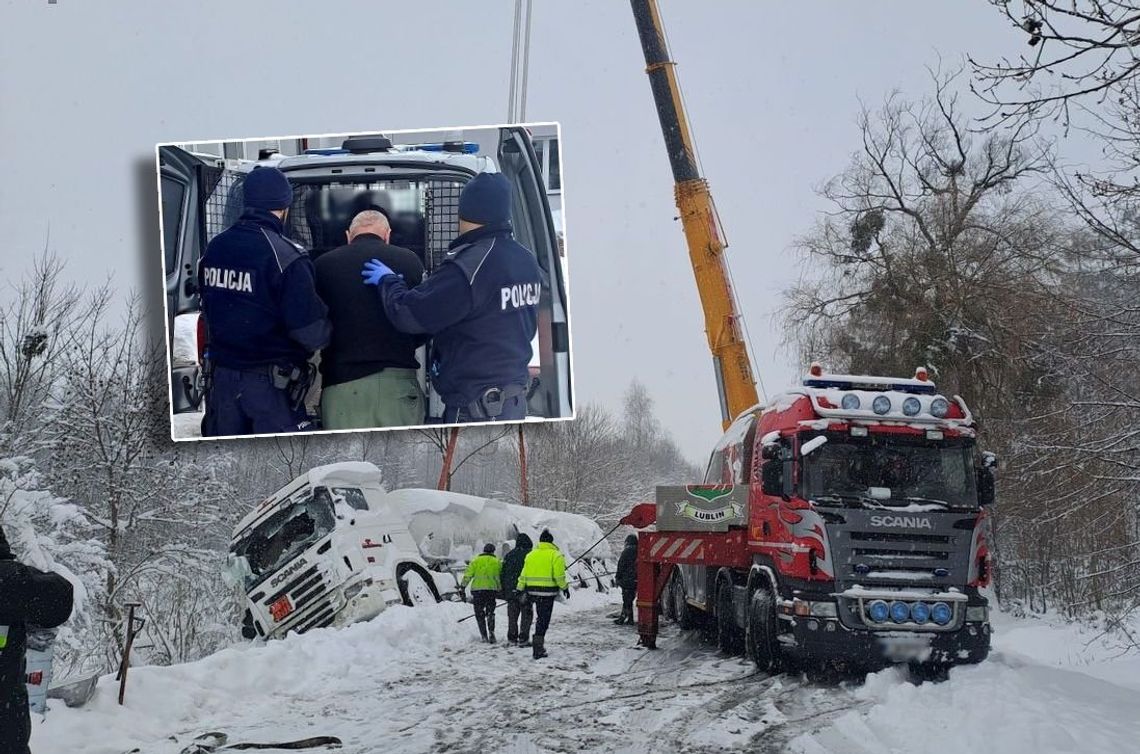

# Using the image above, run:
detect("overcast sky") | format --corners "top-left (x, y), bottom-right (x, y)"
top-left (0, 1), bottom-right (1090, 462)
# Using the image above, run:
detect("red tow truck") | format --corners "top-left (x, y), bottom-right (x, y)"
top-left (623, 365), bottom-right (996, 671)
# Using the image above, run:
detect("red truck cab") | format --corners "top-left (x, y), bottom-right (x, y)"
top-left (626, 366), bottom-right (994, 672)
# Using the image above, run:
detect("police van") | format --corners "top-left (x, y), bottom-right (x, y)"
top-left (158, 126), bottom-right (571, 429)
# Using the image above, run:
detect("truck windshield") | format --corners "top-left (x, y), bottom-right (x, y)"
top-left (229, 494), bottom-right (336, 589)
top-left (800, 433), bottom-right (978, 509)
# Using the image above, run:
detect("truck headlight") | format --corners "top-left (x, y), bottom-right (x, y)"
top-left (809, 601), bottom-right (837, 618)
top-left (965, 605), bottom-right (988, 623)
top-left (343, 581), bottom-right (364, 600)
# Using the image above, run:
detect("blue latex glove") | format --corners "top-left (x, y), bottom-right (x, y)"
top-left (361, 258), bottom-right (398, 286)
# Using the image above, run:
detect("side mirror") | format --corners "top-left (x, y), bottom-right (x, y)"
top-left (761, 460), bottom-right (783, 497)
top-left (976, 466), bottom-right (996, 507)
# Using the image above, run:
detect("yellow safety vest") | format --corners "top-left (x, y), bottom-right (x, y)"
top-left (461, 553), bottom-right (502, 592)
top-left (517, 542), bottom-right (568, 594)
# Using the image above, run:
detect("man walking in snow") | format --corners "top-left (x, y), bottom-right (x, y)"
top-left (614, 534), bottom-right (638, 625)
top-left (500, 533), bottom-right (534, 646)
top-left (517, 529), bottom-right (569, 660)
top-left (461, 543), bottom-right (502, 643)
top-left (0, 525), bottom-right (73, 754)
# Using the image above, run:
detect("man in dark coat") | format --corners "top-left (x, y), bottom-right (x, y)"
top-left (499, 533), bottom-right (533, 646)
top-left (0, 526), bottom-right (74, 754)
top-left (361, 172), bottom-right (542, 423)
top-left (199, 166), bottom-right (330, 436)
top-left (615, 534), bottom-right (638, 625)
top-left (314, 209), bottom-right (426, 429)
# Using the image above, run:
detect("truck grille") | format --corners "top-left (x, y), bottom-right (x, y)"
top-left (824, 510), bottom-right (977, 630)
top-left (262, 564), bottom-right (338, 635)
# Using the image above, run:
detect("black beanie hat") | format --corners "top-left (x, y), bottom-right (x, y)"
top-left (458, 172), bottom-right (512, 225)
top-left (515, 532), bottom-right (532, 550)
top-left (483, 543), bottom-right (496, 555)
top-left (625, 534), bottom-right (638, 547)
top-left (539, 529), bottom-right (553, 544)
top-left (243, 167), bottom-right (293, 211)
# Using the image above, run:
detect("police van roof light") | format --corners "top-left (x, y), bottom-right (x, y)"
top-left (342, 135), bottom-right (394, 153)
top-left (809, 362), bottom-right (824, 377)
top-left (915, 366), bottom-right (929, 382)
top-left (406, 141), bottom-right (481, 154)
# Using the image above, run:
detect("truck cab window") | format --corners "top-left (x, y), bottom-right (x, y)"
top-left (800, 432), bottom-right (979, 509)
top-left (230, 495), bottom-right (337, 589)
top-left (331, 487), bottom-right (369, 512)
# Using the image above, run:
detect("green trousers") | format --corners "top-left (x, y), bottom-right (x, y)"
top-left (319, 368), bottom-right (425, 429)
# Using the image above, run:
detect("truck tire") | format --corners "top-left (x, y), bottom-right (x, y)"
top-left (240, 609), bottom-right (257, 640)
top-left (671, 573), bottom-right (698, 630)
top-left (716, 580), bottom-right (743, 655)
top-left (745, 586), bottom-right (780, 672)
top-left (397, 565), bottom-right (440, 607)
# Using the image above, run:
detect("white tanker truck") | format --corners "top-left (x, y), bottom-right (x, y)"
top-left (225, 462), bottom-right (610, 641)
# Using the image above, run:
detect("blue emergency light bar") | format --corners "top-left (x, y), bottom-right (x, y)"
top-left (402, 141), bottom-right (480, 154)
top-left (802, 378), bottom-right (937, 395)
top-left (303, 148), bottom-right (350, 155)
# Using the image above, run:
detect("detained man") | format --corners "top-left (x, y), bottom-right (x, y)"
top-left (315, 210), bottom-right (426, 428)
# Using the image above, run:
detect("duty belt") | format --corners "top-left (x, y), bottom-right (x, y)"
top-left (466, 383), bottom-right (527, 420)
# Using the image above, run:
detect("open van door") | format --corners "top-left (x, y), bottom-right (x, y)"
top-left (157, 145), bottom-right (245, 414)
top-left (497, 126), bottom-right (573, 418)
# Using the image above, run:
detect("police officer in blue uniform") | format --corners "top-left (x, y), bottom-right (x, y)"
top-left (199, 166), bottom-right (331, 436)
top-left (361, 172), bottom-right (541, 422)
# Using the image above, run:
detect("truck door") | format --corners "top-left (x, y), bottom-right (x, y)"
top-left (157, 146), bottom-right (245, 413)
top-left (497, 126), bottom-right (573, 418)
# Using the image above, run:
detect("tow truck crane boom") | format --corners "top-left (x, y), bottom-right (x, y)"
top-left (631, 0), bottom-right (758, 429)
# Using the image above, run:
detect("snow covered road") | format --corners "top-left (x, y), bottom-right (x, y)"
top-left (31, 592), bottom-right (1140, 754)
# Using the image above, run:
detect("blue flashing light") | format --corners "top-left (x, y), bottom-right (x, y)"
top-left (872, 395), bottom-right (892, 415)
top-left (910, 601), bottom-right (931, 623)
top-left (931, 602), bottom-right (953, 625)
top-left (933, 568), bottom-right (950, 578)
top-left (405, 141), bottom-right (480, 154)
top-left (889, 601), bottom-right (911, 623)
top-left (853, 563), bottom-right (871, 575)
top-left (930, 397), bottom-right (950, 418)
top-left (867, 600), bottom-right (890, 623)
top-left (902, 397), bottom-right (922, 416)
top-left (303, 148), bottom-right (350, 155)
top-left (841, 393), bottom-right (861, 410)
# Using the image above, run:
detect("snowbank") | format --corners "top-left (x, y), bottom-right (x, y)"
top-left (31, 589), bottom-right (618, 754)
top-left (791, 611), bottom-right (1140, 754)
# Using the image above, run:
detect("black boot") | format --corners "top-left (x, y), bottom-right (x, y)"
top-left (532, 635), bottom-right (547, 660)
top-left (488, 631), bottom-right (496, 644)
top-left (518, 635), bottom-right (531, 647)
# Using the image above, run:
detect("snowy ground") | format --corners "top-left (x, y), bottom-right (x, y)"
top-left (31, 592), bottom-right (1140, 754)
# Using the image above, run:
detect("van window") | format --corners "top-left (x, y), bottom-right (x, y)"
top-left (286, 178), bottom-right (465, 272)
top-left (161, 176), bottom-right (186, 275)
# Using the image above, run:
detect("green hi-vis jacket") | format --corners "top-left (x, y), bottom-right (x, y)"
top-left (517, 541), bottom-right (568, 595)
top-left (461, 553), bottom-right (502, 592)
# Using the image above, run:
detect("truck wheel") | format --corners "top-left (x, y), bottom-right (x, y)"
top-left (716, 580), bottom-right (743, 655)
top-left (672, 574), bottom-right (697, 630)
top-left (745, 586), bottom-right (780, 672)
top-left (398, 566), bottom-right (440, 607)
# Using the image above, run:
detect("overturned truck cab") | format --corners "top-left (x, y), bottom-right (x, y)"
top-left (623, 366), bottom-right (995, 672)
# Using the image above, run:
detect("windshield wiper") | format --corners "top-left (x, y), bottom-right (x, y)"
top-left (897, 496), bottom-right (950, 508)
top-left (811, 493), bottom-right (878, 507)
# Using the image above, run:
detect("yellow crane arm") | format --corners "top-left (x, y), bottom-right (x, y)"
top-left (631, 0), bottom-right (758, 429)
